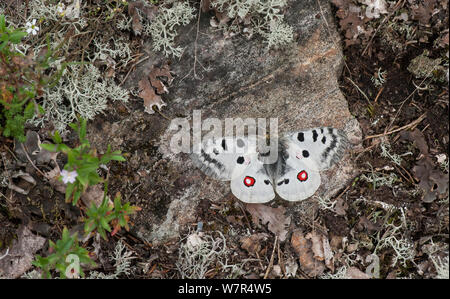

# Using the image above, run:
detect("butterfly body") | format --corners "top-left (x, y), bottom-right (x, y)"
top-left (192, 127), bottom-right (348, 203)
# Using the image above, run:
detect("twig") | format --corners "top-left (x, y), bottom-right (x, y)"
top-left (193, 0), bottom-right (203, 79)
top-left (264, 236), bottom-right (278, 279)
top-left (79, 22), bottom-right (99, 73)
top-left (239, 202), bottom-right (253, 231)
top-left (374, 86), bottom-right (384, 103)
top-left (364, 113), bottom-right (426, 140)
top-left (0, 247), bottom-right (9, 261)
top-left (21, 143), bottom-right (46, 177)
top-left (346, 77), bottom-right (371, 105)
top-left (393, 164), bottom-right (415, 185)
top-left (386, 73), bottom-right (433, 133)
top-left (152, 106), bottom-right (171, 121)
top-left (255, 251), bottom-right (265, 270)
top-left (277, 240), bottom-right (285, 277)
top-left (119, 54), bottom-right (149, 86)
top-left (334, 182), bottom-right (352, 200)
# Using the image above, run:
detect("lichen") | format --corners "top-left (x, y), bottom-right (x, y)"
top-left (88, 240), bottom-right (136, 279)
top-left (31, 64), bottom-right (129, 134)
top-left (144, 1), bottom-right (195, 58)
top-left (211, 0), bottom-right (294, 49)
top-left (408, 50), bottom-right (447, 82)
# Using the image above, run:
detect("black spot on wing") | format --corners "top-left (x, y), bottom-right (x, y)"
top-left (237, 156), bottom-right (244, 164)
top-left (312, 130), bottom-right (318, 142)
top-left (264, 180), bottom-right (271, 185)
top-left (302, 150), bottom-right (309, 158)
top-left (321, 136), bottom-right (326, 144)
top-left (236, 138), bottom-right (245, 148)
top-left (221, 139), bottom-right (227, 151)
top-left (297, 132), bottom-right (304, 142)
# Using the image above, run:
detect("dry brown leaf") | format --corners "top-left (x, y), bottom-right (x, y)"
top-left (284, 257), bottom-right (298, 277)
top-left (81, 184), bottom-right (110, 208)
top-left (240, 233), bottom-right (269, 254)
top-left (441, 33), bottom-right (449, 46)
top-left (149, 64), bottom-right (174, 94)
top-left (202, 0), bottom-right (211, 12)
top-left (226, 215), bottom-right (244, 226)
top-left (357, 215), bottom-right (382, 233)
top-left (411, 0), bottom-right (436, 25)
top-left (11, 51), bottom-right (34, 68)
top-left (306, 232), bottom-right (324, 261)
top-left (400, 129), bottom-right (449, 202)
top-left (105, 55), bottom-right (116, 79)
top-left (14, 131), bottom-right (41, 162)
top-left (334, 197), bottom-right (348, 216)
top-left (44, 166), bottom-right (66, 194)
top-left (213, 8), bottom-right (231, 25)
top-left (138, 77), bottom-right (166, 114)
top-left (346, 266), bottom-right (371, 279)
top-left (306, 232), bottom-right (335, 271)
top-left (245, 204), bottom-right (291, 242)
top-left (414, 160), bottom-right (449, 202)
top-left (7, 170), bottom-right (36, 195)
top-left (138, 64), bottom-right (173, 114)
top-left (291, 230), bottom-right (326, 277)
top-left (400, 129), bottom-right (429, 156)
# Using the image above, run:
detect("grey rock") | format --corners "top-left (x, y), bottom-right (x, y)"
top-left (0, 225), bottom-right (46, 278)
top-left (116, 0), bottom-right (361, 245)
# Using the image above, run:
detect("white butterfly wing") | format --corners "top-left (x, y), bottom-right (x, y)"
top-left (191, 136), bottom-right (258, 181)
top-left (273, 150), bottom-right (321, 201)
top-left (283, 127), bottom-right (348, 171)
top-left (230, 154), bottom-right (275, 203)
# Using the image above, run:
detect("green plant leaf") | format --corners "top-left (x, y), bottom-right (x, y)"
top-left (40, 143), bottom-right (57, 152)
top-left (9, 31), bottom-right (26, 43)
top-left (53, 130), bottom-right (62, 144)
top-left (0, 15), bottom-right (6, 31)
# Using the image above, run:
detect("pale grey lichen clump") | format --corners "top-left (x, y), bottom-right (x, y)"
top-left (212, 0), bottom-right (294, 48)
top-left (144, 1), bottom-right (196, 58)
top-left (88, 240), bottom-right (136, 279)
top-left (33, 64), bottom-right (129, 134)
top-left (142, 0), bottom-right (294, 58)
top-left (8, 0), bottom-right (131, 134)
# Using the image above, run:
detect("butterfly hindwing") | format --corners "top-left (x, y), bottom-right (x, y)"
top-left (283, 127), bottom-right (348, 171)
top-left (230, 154), bottom-right (275, 203)
top-left (273, 143), bottom-right (321, 201)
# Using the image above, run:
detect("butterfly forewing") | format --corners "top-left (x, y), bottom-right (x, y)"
top-left (283, 127), bottom-right (348, 171)
top-left (191, 136), bottom-right (258, 181)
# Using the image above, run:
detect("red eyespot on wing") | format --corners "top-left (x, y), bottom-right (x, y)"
top-left (243, 176), bottom-right (256, 187)
top-left (297, 170), bottom-right (308, 182)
